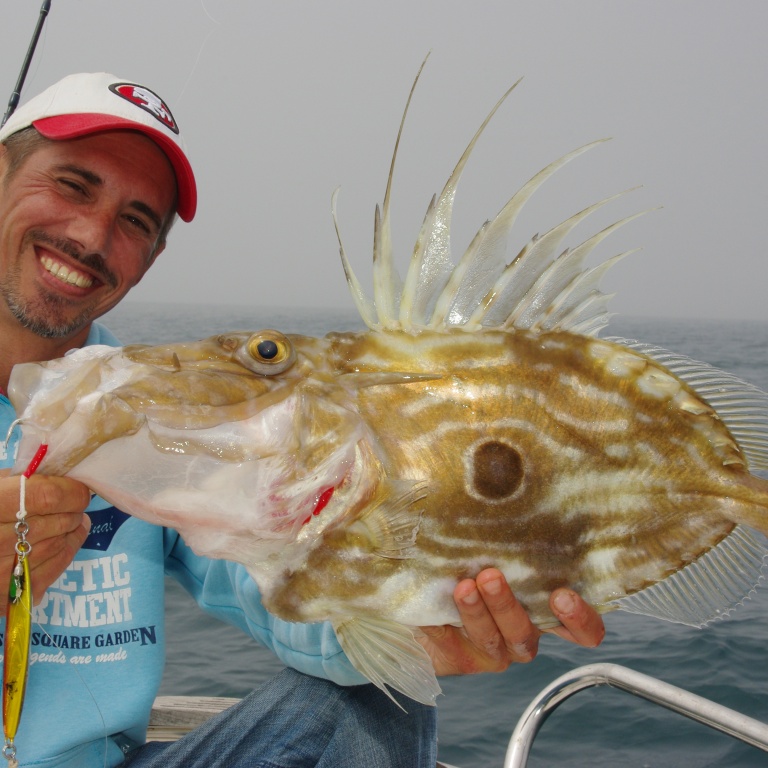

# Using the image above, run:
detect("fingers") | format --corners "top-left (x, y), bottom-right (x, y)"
top-left (419, 568), bottom-right (542, 677)
top-left (0, 475), bottom-right (90, 537)
top-left (456, 569), bottom-right (540, 665)
top-left (15, 475), bottom-right (93, 520)
top-left (546, 588), bottom-right (606, 647)
top-left (28, 515), bottom-right (91, 603)
top-left (0, 475), bottom-right (92, 609)
top-left (420, 574), bottom-right (605, 679)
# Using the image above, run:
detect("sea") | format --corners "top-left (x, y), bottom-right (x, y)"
top-left (99, 302), bottom-right (768, 768)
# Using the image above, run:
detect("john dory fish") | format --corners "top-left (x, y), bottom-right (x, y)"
top-left (9, 62), bottom-right (768, 706)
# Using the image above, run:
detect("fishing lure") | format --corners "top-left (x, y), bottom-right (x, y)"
top-left (2, 444), bottom-right (47, 768)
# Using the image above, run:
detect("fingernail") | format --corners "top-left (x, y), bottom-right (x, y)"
top-left (81, 514), bottom-right (92, 533)
top-left (461, 588), bottom-right (480, 606)
top-left (553, 590), bottom-right (575, 615)
top-left (481, 577), bottom-right (502, 596)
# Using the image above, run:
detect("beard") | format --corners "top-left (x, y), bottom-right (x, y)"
top-left (0, 264), bottom-right (99, 338)
top-left (0, 229), bottom-right (116, 339)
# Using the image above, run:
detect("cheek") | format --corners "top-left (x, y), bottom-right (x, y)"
top-left (109, 236), bottom-right (155, 287)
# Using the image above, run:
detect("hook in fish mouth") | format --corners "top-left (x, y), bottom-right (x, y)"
top-left (4, 419), bottom-right (23, 449)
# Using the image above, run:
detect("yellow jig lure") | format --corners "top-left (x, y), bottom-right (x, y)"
top-left (2, 444), bottom-right (47, 768)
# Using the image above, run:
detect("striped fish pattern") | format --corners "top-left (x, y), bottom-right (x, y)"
top-left (9, 62), bottom-right (768, 706)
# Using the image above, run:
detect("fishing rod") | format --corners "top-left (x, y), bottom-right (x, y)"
top-left (1, 0), bottom-right (53, 128)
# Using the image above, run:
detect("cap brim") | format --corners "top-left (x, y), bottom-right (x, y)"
top-left (33, 114), bottom-right (197, 222)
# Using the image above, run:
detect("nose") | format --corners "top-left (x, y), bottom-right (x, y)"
top-left (62, 206), bottom-right (114, 258)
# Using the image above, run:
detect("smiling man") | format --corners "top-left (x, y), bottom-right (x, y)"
top-left (0, 73), bottom-right (603, 768)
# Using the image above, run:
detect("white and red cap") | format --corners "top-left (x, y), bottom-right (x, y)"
top-left (0, 72), bottom-right (197, 221)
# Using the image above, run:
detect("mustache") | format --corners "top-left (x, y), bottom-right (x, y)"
top-left (28, 229), bottom-right (118, 289)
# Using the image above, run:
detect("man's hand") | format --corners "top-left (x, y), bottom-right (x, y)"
top-left (418, 568), bottom-right (605, 676)
top-left (0, 472), bottom-right (91, 611)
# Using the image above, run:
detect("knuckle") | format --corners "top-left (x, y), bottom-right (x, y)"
top-left (509, 638), bottom-right (539, 663)
top-left (27, 476), bottom-right (89, 514)
top-left (583, 624), bottom-right (606, 648)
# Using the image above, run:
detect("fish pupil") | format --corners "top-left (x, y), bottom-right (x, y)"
top-left (472, 440), bottom-right (523, 500)
top-left (257, 340), bottom-right (279, 360)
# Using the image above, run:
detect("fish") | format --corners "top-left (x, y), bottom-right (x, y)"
top-left (8, 60), bottom-right (768, 707)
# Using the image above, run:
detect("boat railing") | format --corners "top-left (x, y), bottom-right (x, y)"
top-left (505, 662), bottom-right (768, 767)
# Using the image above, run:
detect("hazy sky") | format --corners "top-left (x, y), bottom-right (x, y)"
top-left (3, 1), bottom-right (766, 322)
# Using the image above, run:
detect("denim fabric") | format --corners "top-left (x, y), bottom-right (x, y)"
top-left (121, 668), bottom-right (438, 768)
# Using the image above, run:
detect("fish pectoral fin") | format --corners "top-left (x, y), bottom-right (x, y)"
top-left (359, 480), bottom-right (427, 559)
top-left (332, 617), bottom-right (441, 709)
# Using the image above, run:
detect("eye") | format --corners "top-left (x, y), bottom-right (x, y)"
top-left (235, 330), bottom-right (296, 375)
top-left (124, 214), bottom-right (152, 235)
top-left (58, 178), bottom-right (86, 196)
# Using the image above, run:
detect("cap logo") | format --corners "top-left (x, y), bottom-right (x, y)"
top-left (109, 83), bottom-right (179, 135)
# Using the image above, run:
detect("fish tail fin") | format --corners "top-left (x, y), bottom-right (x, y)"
top-left (727, 472), bottom-right (768, 538)
top-left (332, 617), bottom-right (441, 708)
top-left (598, 339), bottom-right (768, 625)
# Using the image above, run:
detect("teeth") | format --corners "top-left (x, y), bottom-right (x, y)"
top-left (40, 256), bottom-right (94, 289)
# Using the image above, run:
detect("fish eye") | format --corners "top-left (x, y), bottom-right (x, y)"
top-left (256, 340), bottom-right (279, 359)
top-left (236, 330), bottom-right (296, 375)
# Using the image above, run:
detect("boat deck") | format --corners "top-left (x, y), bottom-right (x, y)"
top-left (150, 664), bottom-right (768, 767)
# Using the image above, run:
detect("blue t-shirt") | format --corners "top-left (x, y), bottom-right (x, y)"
top-left (0, 322), bottom-right (364, 767)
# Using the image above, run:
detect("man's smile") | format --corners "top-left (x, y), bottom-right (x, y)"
top-left (39, 254), bottom-right (94, 289)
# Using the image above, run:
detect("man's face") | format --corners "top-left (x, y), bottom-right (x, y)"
top-left (0, 130), bottom-right (176, 339)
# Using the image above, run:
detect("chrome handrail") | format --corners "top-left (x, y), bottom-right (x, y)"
top-left (505, 662), bottom-right (768, 768)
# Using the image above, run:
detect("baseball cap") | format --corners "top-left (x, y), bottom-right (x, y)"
top-left (0, 72), bottom-right (196, 221)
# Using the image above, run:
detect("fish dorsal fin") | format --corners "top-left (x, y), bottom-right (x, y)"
top-left (332, 617), bottom-right (441, 708)
top-left (467, 205), bottom-right (648, 334)
top-left (607, 338), bottom-right (768, 471)
top-left (332, 61), bottom-right (645, 335)
top-left (398, 79), bottom-right (524, 329)
top-left (611, 525), bottom-right (768, 627)
top-left (333, 189), bottom-right (379, 329)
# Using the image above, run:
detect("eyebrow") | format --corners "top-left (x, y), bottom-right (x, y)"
top-left (53, 163), bottom-right (165, 232)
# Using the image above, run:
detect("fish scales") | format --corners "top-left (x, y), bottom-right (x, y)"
top-left (9, 64), bottom-right (768, 707)
top-left (264, 330), bottom-right (747, 625)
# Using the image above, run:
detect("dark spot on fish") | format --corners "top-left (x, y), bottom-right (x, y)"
top-left (472, 441), bottom-right (523, 499)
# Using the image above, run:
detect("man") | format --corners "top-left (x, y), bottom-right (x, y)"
top-left (0, 72), bottom-right (604, 767)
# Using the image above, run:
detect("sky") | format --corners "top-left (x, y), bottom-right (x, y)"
top-left (2, 0), bottom-right (766, 322)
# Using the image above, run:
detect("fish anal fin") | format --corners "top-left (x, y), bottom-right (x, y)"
top-left (611, 526), bottom-right (768, 627)
top-left (332, 617), bottom-right (441, 709)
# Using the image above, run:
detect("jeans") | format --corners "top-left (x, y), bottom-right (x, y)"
top-left (121, 667), bottom-right (438, 767)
